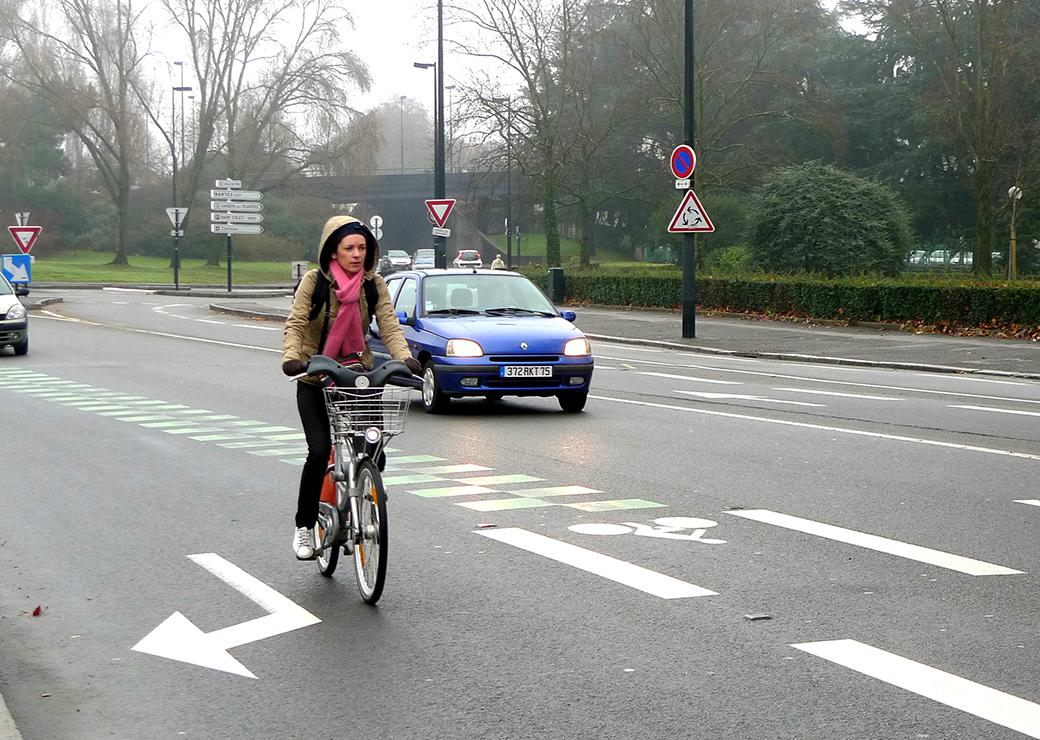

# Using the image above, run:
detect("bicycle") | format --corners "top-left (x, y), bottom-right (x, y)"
top-left (300, 355), bottom-right (418, 603)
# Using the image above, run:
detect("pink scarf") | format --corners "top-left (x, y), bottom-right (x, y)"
top-left (323, 261), bottom-right (366, 361)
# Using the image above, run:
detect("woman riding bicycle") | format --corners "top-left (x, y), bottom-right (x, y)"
top-left (282, 216), bottom-right (421, 560)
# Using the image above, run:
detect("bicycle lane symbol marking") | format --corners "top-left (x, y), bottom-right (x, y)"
top-left (568, 516), bottom-right (727, 544)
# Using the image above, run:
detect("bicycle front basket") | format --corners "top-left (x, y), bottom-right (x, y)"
top-left (323, 385), bottom-right (411, 440)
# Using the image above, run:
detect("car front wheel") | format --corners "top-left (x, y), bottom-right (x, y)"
top-left (557, 391), bottom-right (587, 413)
top-left (13, 337), bottom-right (28, 356)
top-left (421, 362), bottom-right (450, 413)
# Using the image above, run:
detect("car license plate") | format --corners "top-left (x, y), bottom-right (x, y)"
top-left (501, 365), bottom-right (552, 378)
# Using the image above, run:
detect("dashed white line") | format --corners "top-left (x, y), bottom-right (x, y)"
top-left (792, 639), bottom-right (1040, 739)
top-left (772, 387), bottom-right (901, 401)
top-left (639, 371), bottom-right (741, 385)
top-left (675, 390), bottom-right (824, 407)
top-left (949, 404), bottom-right (1040, 418)
top-left (726, 509), bottom-right (1023, 575)
top-left (589, 394), bottom-right (1040, 461)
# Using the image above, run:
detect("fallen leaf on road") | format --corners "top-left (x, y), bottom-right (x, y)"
top-left (31, 605), bottom-right (42, 617)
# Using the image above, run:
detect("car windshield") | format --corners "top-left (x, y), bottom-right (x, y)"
top-left (421, 274), bottom-right (556, 316)
top-left (414, 250), bottom-right (434, 263)
top-left (388, 250), bottom-right (408, 258)
top-left (457, 251), bottom-right (479, 260)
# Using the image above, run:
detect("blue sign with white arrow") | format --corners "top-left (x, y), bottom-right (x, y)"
top-left (1, 254), bottom-right (31, 284)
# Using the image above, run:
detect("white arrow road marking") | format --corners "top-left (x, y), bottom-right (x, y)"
top-left (1015, 500), bottom-right (1040, 508)
top-left (792, 639), bottom-right (1040, 739)
top-left (726, 509), bottom-right (1023, 576)
top-left (475, 527), bottom-right (717, 599)
top-left (132, 553), bottom-right (320, 679)
top-left (772, 387), bottom-right (902, 401)
top-left (675, 390), bottom-right (824, 407)
top-left (639, 371), bottom-right (741, 385)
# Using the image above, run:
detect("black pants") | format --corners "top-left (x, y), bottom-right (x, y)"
top-left (295, 381), bottom-right (330, 529)
top-left (295, 380), bottom-right (386, 528)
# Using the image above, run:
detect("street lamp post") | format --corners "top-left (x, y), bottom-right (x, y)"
top-left (1008, 185), bottom-right (1023, 280)
top-left (399, 95), bottom-right (406, 174)
top-left (171, 64), bottom-right (192, 291)
top-left (414, 55), bottom-right (446, 268)
top-left (492, 97), bottom-right (513, 268)
top-left (445, 84), bottom-right (455, 173)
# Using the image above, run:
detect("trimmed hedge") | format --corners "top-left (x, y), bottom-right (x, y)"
top-left (523, 271), bottom-right (1040, 327)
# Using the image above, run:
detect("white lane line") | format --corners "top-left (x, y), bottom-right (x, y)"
top-left (32, 314), bottom-right (280, 353)
top-left (1015, 500), bottom-right (1040, 508)
top-left (726, 509), bottom-right (1023, 576)
top-left (792, 639), bottom-right (1040, 739)
top-left (102, 287), bottom-right (155, 293)
top-left (675, 390), bottom-right (825, 407)
top-left (639, 371), bottom-right (741, 385)
top-left (915, 373), bottom-right (1028, 386)
top-left (950, 404), bottom-right (1040, 418)
top-left (590, 395), bottom-right (1040, 462)
top-left (772, 387), bottom-right (902, 401)
top-left (234, 324), bottom-right (280, 331)
top-left (195, 319), bottom-right (226, 325)
top-left (599, 355), bottom-right (1040, 405)
top-left (475, 527), bottom-right (717, 599)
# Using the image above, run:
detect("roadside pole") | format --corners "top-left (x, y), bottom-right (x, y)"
top-left (683, 0), bottom-right (696, 338)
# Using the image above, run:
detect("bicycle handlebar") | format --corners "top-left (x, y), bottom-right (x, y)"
top-left (305, 355), bottom-right (422, 389)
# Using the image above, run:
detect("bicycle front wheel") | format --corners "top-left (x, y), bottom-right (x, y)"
top-left (353, 459), bottom-right (388, 603)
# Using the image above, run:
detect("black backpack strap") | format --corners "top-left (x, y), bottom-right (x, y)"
top-left (308, 271), bottom-right (330, 321)
top-left (363, 277), bottom-right (378, 327)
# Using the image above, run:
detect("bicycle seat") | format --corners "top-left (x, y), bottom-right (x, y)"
top-left (306, 355), bottom-right (420, 388)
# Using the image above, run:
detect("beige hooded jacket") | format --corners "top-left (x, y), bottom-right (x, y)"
top-left (282, 215), bottom-right (411, 380)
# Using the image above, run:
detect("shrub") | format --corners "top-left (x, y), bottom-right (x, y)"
top-left (748, 162), bottom-right (913, 277)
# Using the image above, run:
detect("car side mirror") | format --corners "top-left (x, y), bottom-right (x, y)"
top-left (396, 310), bottom-right (408, 324)
top-left (560, 310), bottom-right (576, 322)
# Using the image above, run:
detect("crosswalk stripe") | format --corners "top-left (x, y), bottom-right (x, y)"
top-left (488, 485), bottom-right (600, 497)
top-left (247, 447), bottom-right (306, 457)
top-left (565, 499), bottom-right (666, 512)
top-left (791, 639), bottom-right (1040, 738)
top-left (382, 473), bottom-right (447, 485)
top-left (386, 464), bottom-right (492, 475)
top-left (408, 485), bottom-right (499, 498)
top-left (163, 427), bottom-right (226, 436)
top-left (458, 498), bottom-right (552, 511)
top-left (388, 455), bottom-right (447, 465)
top-left (726, 509), bottom-right (1023, 576)
top-left (452, 474), bottom-right (542, 486)
top-left (476, 527), bottom-right (717, 599)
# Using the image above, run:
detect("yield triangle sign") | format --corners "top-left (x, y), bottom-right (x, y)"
top-left (667, 190), bottom-right (715, 233)
top-left (8, 226), bottom-right (42, 254)
top-left (166, 207), bottom-right (188, 227)
top-left (425, 199), bottom-right (456, 228)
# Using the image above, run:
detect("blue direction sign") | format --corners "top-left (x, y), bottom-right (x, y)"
top-left (670, 145), bottom-right (696, 180)
top-left (1, 254), bottom-right (31, 284)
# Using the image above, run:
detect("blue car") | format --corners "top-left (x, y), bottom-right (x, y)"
top-left (370, 269), bottom-right (593, 412)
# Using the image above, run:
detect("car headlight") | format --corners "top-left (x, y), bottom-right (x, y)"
top-left (5, 303), bottom-right (26, 321)
top-left (564, 337), bottom-right (591, 357)
top-left (446, 338), bottom-right (483, 357)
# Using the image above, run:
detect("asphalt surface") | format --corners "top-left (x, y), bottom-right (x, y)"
top-left (2, 288), bottom-right (1039, 739)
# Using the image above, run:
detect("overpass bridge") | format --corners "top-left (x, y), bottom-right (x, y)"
top-left (274, 171), bottom-right (511, 255)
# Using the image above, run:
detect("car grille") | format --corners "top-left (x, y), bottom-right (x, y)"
top-left (488, 355), bottom-right (560, 363)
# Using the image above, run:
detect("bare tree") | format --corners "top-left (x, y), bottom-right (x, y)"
top-left (452, 0), bottom-right (590, 267)
top-left (4, 0), bottom-right (150, 264)
top-left (151, 0), bottom-right (372, 256)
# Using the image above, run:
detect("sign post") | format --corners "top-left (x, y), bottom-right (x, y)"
top-left (166, 207), bottom-right (188, 289)
top-left (210, 181), bottom-right (265, 292)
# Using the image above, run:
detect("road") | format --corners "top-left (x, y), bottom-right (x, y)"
top-left (1, 289), bottom-right (1038, 739)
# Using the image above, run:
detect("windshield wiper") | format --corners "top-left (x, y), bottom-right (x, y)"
top-left (426, 308), bottom-right (481, 316)
top-left (483, 306), bottom-right (555, 317)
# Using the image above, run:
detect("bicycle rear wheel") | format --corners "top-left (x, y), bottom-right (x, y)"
top-left (353, 459), bottom-right (388, 603)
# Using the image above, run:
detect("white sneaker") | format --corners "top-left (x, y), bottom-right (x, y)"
top-left (293, 527), bottom-right (315, 560)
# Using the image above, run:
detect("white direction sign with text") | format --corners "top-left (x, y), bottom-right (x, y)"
top-left (667, 190), bottom-right (715, 233)
top-left (132, 553), bottom-right (320, 678)
top-left (211, 189), bottom-right (263, 201)
top-left (211, 223), bottom-right (264, 235)
top-left (215, 178), bottom-right (243, 189)
top-left (210, 201), bottom-right (264, 212)
top-left (211, 212), bottom-right (264, 224)
top-left (166, 207), bottom-right (188, 227)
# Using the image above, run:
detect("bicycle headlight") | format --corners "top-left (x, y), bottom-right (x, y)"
top-left (446, 338), bottom-right (483, 357)
top-left (355, 375), bottom-right (370, 389)
top-left (564, 337), bottom-right (591, 357)
top-left (365, 427), bottom-right (381, 444)
top-left (5, 303), bottom-right (26, 321)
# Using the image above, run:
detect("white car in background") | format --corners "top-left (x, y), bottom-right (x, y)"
top-left (0, 275), bottom-right (29, 356)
